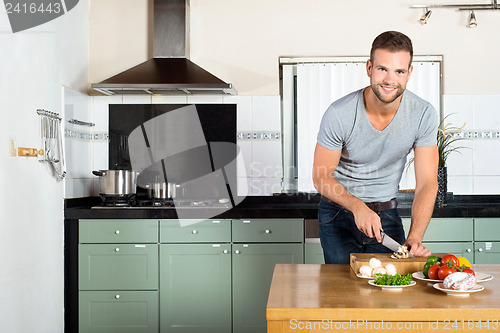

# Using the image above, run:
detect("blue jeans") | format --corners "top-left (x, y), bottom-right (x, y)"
top-left (318, 198), bottom-right (406, 264)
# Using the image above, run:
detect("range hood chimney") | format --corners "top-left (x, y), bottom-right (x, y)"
top-left (91, 0), bottom-right (235, 95)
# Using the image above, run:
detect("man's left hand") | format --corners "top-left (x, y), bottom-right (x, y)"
top-left (404, 239), bottom-right (431, 257)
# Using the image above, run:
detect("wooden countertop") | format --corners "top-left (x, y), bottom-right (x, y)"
top-left (267, 264), bottom-right (500, 332)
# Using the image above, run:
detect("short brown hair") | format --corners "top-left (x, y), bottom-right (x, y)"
top-left (370, 31), bottom-right (413, 65)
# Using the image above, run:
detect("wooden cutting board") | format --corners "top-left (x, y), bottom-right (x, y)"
top-left (350, 253), bottom-right (447, 275)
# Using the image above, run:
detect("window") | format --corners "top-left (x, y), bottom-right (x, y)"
top-left (280, 56), bottom-right (442, 193)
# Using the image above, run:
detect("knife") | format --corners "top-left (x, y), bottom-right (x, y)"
top-left (380, 231), bottom-right (416, 259)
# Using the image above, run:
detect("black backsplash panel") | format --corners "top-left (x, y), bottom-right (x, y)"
top-left (109, 104), bottom-right (237, 199)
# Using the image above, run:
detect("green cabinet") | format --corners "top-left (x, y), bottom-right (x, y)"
top-left (159, 219), bottom-right (232, 333)
top-left (304, 242), bottom-right (325, 264)
top-left (232, 219), bottom-right (303, 243)
top-left (474, 218), bottom-right (500, 264)
top-left (402, 218), bottom-right (474, 263)
top-left (79, 291), bottom-right (158, 333)
top-left (79, 244), bottom-right (159, 290)
top-left (232, 243), bottom-right (303, 333)
top-left (78, 219), bottom-right (160, 333)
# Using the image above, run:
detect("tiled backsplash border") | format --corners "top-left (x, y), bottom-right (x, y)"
top-left (65, 129), bottom-right (108, 142)
top-left (455, 131), bottom-right (500, 139)
top-left (237, 131), bottom-right (281, 140)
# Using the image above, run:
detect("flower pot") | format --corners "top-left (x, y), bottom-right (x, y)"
top-left (437, 166), bottom-right (447, 207)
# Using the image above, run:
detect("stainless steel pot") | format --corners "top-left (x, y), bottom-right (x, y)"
top-left (146, 182), bottom-right (180, 199)
top-left (92, 170), bottom-right (137, 196)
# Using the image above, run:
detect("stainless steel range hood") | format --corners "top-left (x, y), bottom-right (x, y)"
top-left (91, 0), bottom-right (235, 96)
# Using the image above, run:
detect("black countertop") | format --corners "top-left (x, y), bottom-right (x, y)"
top-left (64, 193), bottom-right (500, 220)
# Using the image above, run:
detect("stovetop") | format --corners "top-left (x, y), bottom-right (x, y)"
top-left (92, 196), bottom-right (232, 209)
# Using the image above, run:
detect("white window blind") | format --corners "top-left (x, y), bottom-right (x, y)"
top-left (288, 56), bottom-right (442, 192)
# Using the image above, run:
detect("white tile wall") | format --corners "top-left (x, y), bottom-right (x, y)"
top-left (65, 93), bottom-right (500, 198)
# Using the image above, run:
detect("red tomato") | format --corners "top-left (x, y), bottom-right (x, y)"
top-left (462, 268), bottom-right (475, 276)
top-left (441, 254), bottom-right (459, 267)
top-left (438, 266), bottom-right (457, 280)
top-left (428, 264), bottom-right (440, 280)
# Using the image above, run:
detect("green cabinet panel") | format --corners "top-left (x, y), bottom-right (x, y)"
top-left (232, 219), bottom-right (303, 243)
top-left (305, 242), bottom-right (325, 264)
top-left (475, 242), bottom-right (500, 264)
top-left (422, 242), bottom-right (474, 263)
top-left (160, 219), bottom-right (231, 243)
top-left (474, 218), bottom-right (500, 241)
top-left (80, 219), bottom-right (158, 243)
top-left (160, 244), bottom-right (232, 333)
top-left (402, 218), bottom-right (473, 241)
top-left (79, 291), bottom-right (158, 333)
top-left (232, 243), bottom-right (303, 333)
top-left (79, 244), bottom-right (159, 290)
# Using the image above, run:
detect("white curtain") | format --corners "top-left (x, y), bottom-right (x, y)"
top-left (296, 60), bottom-right (441, 192)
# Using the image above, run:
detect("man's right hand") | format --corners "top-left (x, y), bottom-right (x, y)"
top-left (352, 204), bottom-right (383, 242)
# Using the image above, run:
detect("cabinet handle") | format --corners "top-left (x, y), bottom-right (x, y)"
top-left (478, 248), bottom-right (483, 252)
top-left (192, 230), bottom-right (198, 234)
top-left (115, 230), bottom-right (120, 235)
top-left (223, 250), bottom-right (229, 254)
top-left (115, 295), bottom-right (120, 299)
top-left (466, 248), bottom-right (472, 253)
top-left (265, 229), bottom-right (272, 234)
top-left (234, 250), bottom-right (240, 254)
top-left (115, 248), bottom-right (120, 252)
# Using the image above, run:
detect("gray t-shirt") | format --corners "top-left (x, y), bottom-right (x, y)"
top-left (317, 88), bottom-right (438, 202)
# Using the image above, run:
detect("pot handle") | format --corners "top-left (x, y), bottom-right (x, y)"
top-left (92, 170), bottom-right (104, 177)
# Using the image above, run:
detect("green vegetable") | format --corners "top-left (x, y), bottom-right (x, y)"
top-left (426, 255), bottom-right (441, 266)
top-left (373, 273), bottom-right (413, 286)
top-left (423, 262), bottom-right (432, 278)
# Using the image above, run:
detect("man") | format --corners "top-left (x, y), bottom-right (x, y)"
top-left (312, 31), bottom-right (438, 264)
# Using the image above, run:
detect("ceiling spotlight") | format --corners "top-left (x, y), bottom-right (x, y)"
top-left (468, 11), bottom-right (477, 28)
top-left (419, 8), bottom-right (432, 24)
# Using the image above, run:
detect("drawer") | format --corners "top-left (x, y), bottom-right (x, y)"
top-left (160, 219), bottom-right (231, 243)
top-left (474, 218), bottom-right (500, 241)
top-left (232, 219), bottom-right (303, 243)
top-left (79, 291), bottom-right (158, 333)
top-left (79, 244), bottom-right (158, 290)
top-left (402, 218), bottom-right (473, 241)
top-left (79, 219), bottom-right (158, 243)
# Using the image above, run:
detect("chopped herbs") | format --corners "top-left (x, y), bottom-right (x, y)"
top-left (373, 273), bottom-right (413, 286)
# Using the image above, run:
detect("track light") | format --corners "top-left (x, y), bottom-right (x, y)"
top-left (468, 11), bottom-right (478, 27)
top-left (419, 8), bottom-right (432, 24)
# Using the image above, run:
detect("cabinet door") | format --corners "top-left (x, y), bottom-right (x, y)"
top-left (79, 291), bottom-right (158, 333)
top-left (475, 242), bottom-right (500, 264)
top-left (79, 244), bottom-right (158, 290)
top-left (160, 244), bottom-right (232, 333)
top-left (232, 243), bottom-right (303, 333)
top-left (402, 218), bottom-right (473, 241)
top-left (232, 219), bottom-right (303, 243)
top-left (474, 218), bottom-right (500, 241)
top-left (305, 242), bottom-right (325, 264)
top-left (422, 242), bottom-right (474, 263)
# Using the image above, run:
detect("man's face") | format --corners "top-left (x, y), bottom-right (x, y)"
top-left (366, 49), bottom-right (413, 104)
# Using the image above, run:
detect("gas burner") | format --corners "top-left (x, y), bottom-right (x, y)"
top-left (136, 198), bottom-right (175, 207)
top-left (99, 194), bottom-right (136, 207)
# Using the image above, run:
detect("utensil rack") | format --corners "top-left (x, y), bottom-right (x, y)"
top-left (37, 109), bottom-right (66, 179)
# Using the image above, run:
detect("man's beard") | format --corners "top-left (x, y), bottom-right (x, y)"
top-left (370, 82), bottom-right (405, 104)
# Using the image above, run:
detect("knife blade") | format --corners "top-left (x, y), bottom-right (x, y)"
top-left (380, 231), bottom-right (416, 259)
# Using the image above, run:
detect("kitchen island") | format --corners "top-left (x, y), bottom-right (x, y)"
top-left (267, 264), bottom-right (500, 333)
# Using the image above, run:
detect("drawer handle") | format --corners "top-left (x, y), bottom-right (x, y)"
top-left (223, 250), bottom-right (229, 254)
top-left (265, 229), bottom-right (272, 234)
top-left (115, 248), bottom-right (120, 252)
top-left (234, 250), bottom-right (241, 254)
top-left (115, 230), bottom-right (120, 235)
top-left (466, 248), bottom-right (472, 253)
top-left (115, 295), bottom-right (120, 299)
top-left (192, 230), bottom-right (198, 234)
top-left (478, 248), bottom-right (483, 252)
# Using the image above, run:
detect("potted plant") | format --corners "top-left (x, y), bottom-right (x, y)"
top-left (406, 114), bottom-right (466, 207)
top-left (435, 115), bottom-right (467, 207)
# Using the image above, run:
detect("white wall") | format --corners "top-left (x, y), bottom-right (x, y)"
top-left (0, 1), bottom-right (89, 332)
top-left (84, 0), bottom-right (500, 197)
